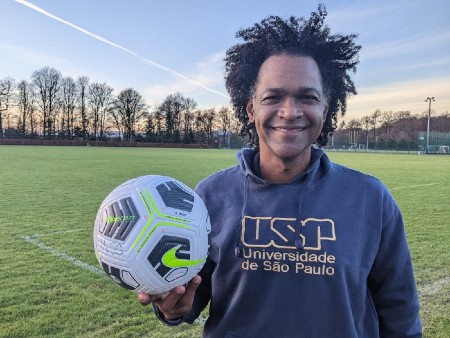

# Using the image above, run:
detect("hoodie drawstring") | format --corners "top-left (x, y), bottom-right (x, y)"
top-left (234, 171), bottom-right (312, 256)
top-left (235, 173), bottom-right (250, 257)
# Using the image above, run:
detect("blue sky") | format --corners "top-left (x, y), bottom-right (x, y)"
top-left (1, 0), bottom-right (449, 121)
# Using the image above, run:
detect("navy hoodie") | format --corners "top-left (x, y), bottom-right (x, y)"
top-left (158, 147), bottom-right (422, 338)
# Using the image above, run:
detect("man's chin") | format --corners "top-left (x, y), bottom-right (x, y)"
top-left (271, 144), bottom-right (312, 161)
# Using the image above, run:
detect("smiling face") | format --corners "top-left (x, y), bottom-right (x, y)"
top-left (247, 55), bottom-right (329, 166)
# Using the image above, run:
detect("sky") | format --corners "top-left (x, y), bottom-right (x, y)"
top-left (1, 0), bottom-right (449, 122)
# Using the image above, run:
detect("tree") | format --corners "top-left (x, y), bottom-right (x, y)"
top-left (76, 76), bottom-right (90, 140)
top-left (16, 80), bottom-right (35, 136)
top-left (155, 93), bottom-right (197, 142)
top-left (396, 111), bottom-right (411, 120)
top-left (361, 115), bottom-right (371, 149)
top-left (392, 111), bottom-right (418, 143)
top-left (346, 119), bottom-right (361, 145)
top-left (217, 106), bottom-right (232, 147)
top-left (0, 77), bottom-right (15, 139)
top-left (31, 67), bottom-right (61, 138)
top-left (144, 111), bottom-right (157, 142)
top-left (153, 109), bottom-right (165, 142)
top-left (381, 110), bottom-right (395, 141)
top-left (371, 109), bottom-right (381, 145)
top-left (89, 82), bottom-right (113, 140)
top-left (109, 88), bottom-right (147, 142)
top-left (196, 108), bottom-right (216, 144)
top-left (60, 76), bottom-right (77, 138)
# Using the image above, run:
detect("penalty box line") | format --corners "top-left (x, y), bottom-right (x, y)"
top-left (390, 183), bottom-right (439, 190)
top-left (22, 228), bottom-right (448, 322)
top-left (21, 229), bottom-right (209, 325)
top-left (23, 231), bottom-right (106, 277)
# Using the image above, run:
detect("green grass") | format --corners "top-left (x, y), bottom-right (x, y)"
top-left (0, 146), bottom-right (448, 337)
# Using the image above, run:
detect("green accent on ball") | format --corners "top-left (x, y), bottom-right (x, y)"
top-left (130, 191), bottom-right (155, 250)
top-left (131, 189), bottom-right (193, 252)
top-left (161, 245), bottom-right (206, 268)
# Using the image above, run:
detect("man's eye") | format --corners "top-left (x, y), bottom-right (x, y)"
top-left (260, 96), bottom-right (281, 105)
top-left (300, 95), bottom-right (320, 104)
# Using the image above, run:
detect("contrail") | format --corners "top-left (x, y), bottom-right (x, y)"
top-left (15, 0), bottom-right (229, 99)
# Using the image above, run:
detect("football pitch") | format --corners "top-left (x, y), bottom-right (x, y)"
top-left (0, 145), bottom-right (448, 337)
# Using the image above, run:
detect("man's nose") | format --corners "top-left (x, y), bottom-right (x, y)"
top-left (277, 97), bottom-right (303, 120)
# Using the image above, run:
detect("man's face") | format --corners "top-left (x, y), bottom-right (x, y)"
top-left (247, 55), bottom-right (328, 162)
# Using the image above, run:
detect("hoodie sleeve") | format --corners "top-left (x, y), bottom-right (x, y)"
top-left (368, 195), bottom-right (422, 337)
top-left (183, 257), bottom-right (215, 324)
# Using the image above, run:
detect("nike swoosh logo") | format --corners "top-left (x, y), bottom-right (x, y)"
top-left (161, 245), bottom-right (206, 268)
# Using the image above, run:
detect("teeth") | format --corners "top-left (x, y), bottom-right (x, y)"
top-left (273, 127), bottom-right (305, 131)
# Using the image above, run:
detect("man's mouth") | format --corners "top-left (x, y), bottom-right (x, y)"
top-left (272, 126), bottom-right (307, 131)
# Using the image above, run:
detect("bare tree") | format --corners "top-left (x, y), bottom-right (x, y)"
top-left (156, 93), bottom-right (197, 142)
top-left (89, 82), bottom-right (113, 140)
top-left (0, 77), bottom-right (15, 138)
top-left (31, 67), bottom-right (61, 138)
top-left (144, 111), bottom-right (157, 142)
top-left (381, 110), bottom-right (395, 140)
top-left (396, 111), bottom-right (411, 120)
top-left (182, 108), bottom-right (195, 143)
top-left (361, 115), bottom-right (371, 149)
top-left (109, 88), bottom-right (147, 141)
top-left (229, 111), bottom-right (242, 136)
top-left (76, 76), bottom-right (90, 140)
top-left (151, 109), bottom-right (165, 142)
top-left (181, 98), bottom-right (197, 143)
top-left (196, 108), bottom-right (216, 144)
top-left (346, 119), bottom-right (361, 146)
top-left (371, 109), bottom-right (381, 142)
top-left (217, 106), bottom-right (232, 147)
top-left (60, 76), bottom-right (77, 138)
top-left (16, 80), bottom-right (36, 136)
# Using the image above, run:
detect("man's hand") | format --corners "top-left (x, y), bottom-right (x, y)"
top-left (138, 275), bottom-right (201, 320)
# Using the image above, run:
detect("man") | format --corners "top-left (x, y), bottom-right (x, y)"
top-left (139, 5), bottom-right (422, 337)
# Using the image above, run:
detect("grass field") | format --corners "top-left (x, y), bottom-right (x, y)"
top-left (0, 145), bottom-right (448, 337)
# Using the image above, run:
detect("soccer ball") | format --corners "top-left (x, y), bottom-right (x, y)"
top-left (93, 175), bottom-right (210, 295)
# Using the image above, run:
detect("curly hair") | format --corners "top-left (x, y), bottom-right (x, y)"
top-left (224, 4), bottom-right (361, 146)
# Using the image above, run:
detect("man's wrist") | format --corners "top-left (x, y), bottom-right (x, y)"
top-left (152, 303), bottom-right (184, 326)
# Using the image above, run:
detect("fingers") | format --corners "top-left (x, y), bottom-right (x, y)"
top-left (183, 275), bottom-right (202, 303)
top-left (137, 275), bottom-right (202, 320)
top-left (138, 291), bottom-right (168, 305)
top-left (138, 292), bottom-right (154, 306)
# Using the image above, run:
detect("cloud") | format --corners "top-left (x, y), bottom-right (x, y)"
top-left (143, 52), bottom-right (229, 107)
top-left (0, 43), bottom-right (67, 70)
top-left (362, 30), bottom-right (450, 60)
top-left (15, 0), bottom-right (228, 99)
top-left (0, 43), bottom-right (110, 83)
top-left (345, 76), bottom-right (450, 119)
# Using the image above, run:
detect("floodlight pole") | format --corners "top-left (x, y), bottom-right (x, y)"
top-left (424, 97), bottom-right (435, 154)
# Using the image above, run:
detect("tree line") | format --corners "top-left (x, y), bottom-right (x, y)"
top-left (0, 67), bottom-right (242, 146)
top-left (334, 109), bottom-right (450, 151)
top-left (1, 67), bottom-right (449, 151)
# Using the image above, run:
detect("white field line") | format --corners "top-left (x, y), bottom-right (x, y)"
top-left (32, 227), bottom-right (88, 237)
top-left (23, 231), bottom-right (106, 278)
top-left (390, 183), bottom-right (439, 190)
top-left (22, 229), bottom-right (208, 325)
top-left (418, 276), bottom-right (450, 296)
top-left (26, 229), bottom-right (447, 323)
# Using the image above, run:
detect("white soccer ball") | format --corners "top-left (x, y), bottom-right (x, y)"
top-left (93, 175), bottom-right (210, 295)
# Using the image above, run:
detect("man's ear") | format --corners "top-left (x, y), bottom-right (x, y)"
top-left (246, 99), bottom-right (255, 123)
top-left (322, 103), bottom-right (329, 121)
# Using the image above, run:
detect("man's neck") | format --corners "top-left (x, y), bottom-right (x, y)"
top-left (259, 150), bottom-right (311, 184)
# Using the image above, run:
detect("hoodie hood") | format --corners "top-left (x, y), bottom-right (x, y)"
top-left (237, 146), bottom-right (331, 186)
